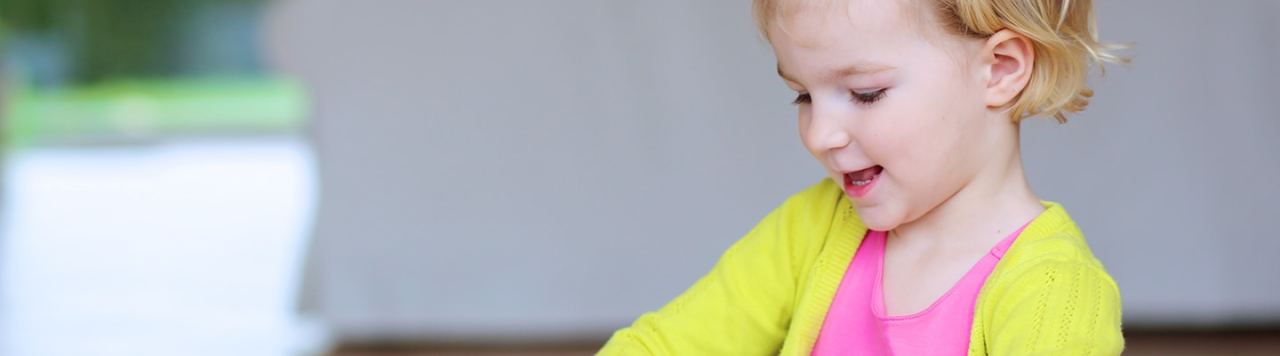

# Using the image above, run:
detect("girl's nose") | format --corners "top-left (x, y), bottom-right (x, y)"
top-left (806, 103), bottom-right (853, 152)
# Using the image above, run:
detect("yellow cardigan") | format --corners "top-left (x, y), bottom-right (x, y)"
top-left (600, 179), bottom-right (1123, 355)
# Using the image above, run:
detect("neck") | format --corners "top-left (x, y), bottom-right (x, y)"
top-left (889, 126), bottom-right (1044, 249)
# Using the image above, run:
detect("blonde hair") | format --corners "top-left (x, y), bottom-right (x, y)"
top-left (753, 0), bottom-right (1127, 123)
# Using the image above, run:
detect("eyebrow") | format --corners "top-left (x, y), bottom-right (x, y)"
top-left (776, 63), bottom-right (896, 83)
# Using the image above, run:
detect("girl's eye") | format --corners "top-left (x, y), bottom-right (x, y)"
top-left (852, 88), bottom-right (888, 104)
top-left (790, 90), bottom-right (887, 106)
top-left (791, 93), bottom-right (811, 105)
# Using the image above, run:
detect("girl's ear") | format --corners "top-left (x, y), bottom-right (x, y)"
top-left (981, 29), bottom-right (1035, 108)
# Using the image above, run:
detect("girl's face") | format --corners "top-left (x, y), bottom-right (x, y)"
top-left (769, 0), bottom-right (995, 231)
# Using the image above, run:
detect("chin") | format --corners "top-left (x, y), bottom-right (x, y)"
top-left (852, 203), bottom-right (904, 232)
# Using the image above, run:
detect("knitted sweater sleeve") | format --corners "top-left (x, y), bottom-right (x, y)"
top-left (598, 181), bottom-right (837, 356)
top-left (983, 256), bottom-right (1125, 355)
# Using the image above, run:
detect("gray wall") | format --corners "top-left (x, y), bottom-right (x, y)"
top-left (265, 0), bottom-right (1280, 342)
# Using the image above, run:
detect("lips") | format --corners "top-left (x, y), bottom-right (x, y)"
top-left (843, 165), bottom-right (883, 198)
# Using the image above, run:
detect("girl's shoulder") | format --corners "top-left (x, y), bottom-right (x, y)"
top-left (970, 203), bottom-right (1125, 354)
top-left (981, 202), bottom-right (1122, 313)
top-left (768, 178), bottom-right (863, 250)
top-left (735, 178), bottom-right (864, 283)
top-left (1001, 202), bottom-right (1110, 271)
top-left (780, 178), bottom-right (846, 215)
top-left (760, 178), bottom-right (856, 237)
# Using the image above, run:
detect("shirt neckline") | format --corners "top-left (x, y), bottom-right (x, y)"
top-left (870, 222), bottom-right (1029, 320)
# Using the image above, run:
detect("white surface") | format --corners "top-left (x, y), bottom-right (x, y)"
top-left (0, 138), bottom-right (321, 356)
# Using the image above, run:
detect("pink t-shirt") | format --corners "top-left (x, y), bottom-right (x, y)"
top-left (811, 224), bottom-right (1028, 355)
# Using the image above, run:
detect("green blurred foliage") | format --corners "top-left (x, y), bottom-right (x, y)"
top-left (0, 0), bottom-right (263, 84)
top-left (1, 0), bottom-right (303, 145)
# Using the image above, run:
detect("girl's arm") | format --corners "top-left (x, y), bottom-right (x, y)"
top-left (599, 182), bottom-right (837, 355)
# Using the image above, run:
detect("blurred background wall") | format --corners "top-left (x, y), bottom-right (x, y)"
top-left (267, 0), bottom-right (1280, 346)
top-left (267, 0), bottom-right (818, 344)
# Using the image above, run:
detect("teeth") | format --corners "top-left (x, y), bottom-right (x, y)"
top-left (852, 179), bottom-right (871, 186)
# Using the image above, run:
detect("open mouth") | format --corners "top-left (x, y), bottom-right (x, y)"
top-left (843, 165), bottom-right (883, 198)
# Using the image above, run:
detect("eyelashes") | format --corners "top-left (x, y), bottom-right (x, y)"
top-left (852, 88), bottom-right (888, 104)
top-left (791, 89), bottom-right (888, 106)
top-left (791, 93), bottom-right (812, 105)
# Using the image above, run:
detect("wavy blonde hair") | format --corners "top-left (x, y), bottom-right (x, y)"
top-left (753, 0), bottom-right (1127, 123)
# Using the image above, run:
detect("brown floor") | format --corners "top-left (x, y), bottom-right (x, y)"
top-left (331, 330), bottom-right (1280, 356)
top-left (1123, 329), bottom-right (1280, 356)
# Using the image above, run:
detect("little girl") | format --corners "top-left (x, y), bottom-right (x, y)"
top-left (601, 0), bottom-right (1124, 354)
